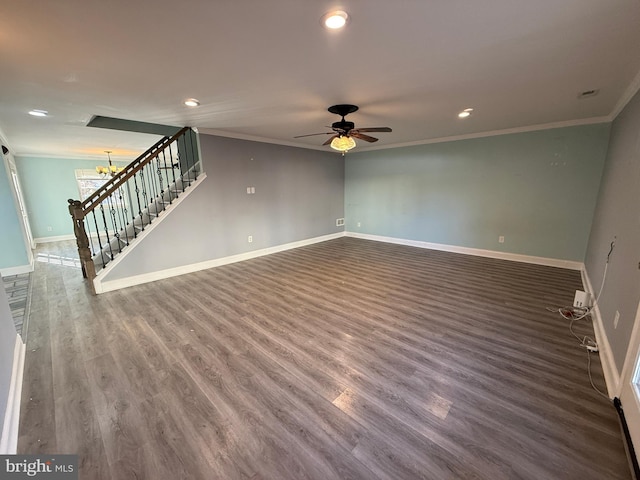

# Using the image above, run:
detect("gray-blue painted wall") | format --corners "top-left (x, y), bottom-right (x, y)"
top-left (585, 90), bottom-right (640, 372)
top-left (345, 124), bottom-right (610, 261)
top-left (100, 134), bottom-right (344, 281)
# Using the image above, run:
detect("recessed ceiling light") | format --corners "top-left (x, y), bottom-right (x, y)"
top-left (28, 109), bottom-right (48, 117)
top-left (322, 10), bottom-right (349, 29)
top-left (458, 108), bottom-right (473, 118)
top-left (184, 98), bottom-right (200, 107)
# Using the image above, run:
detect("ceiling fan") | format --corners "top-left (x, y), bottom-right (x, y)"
top-left (295, 104), bottom-right (392, 153)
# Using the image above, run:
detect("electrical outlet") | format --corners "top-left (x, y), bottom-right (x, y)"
top-left (246, 187), bottom-right (251, 194)
top-left (247, 235), bottom-right (253, 243)
top-left (614, 310), bottom-right (620, 329)
top-left (47, 226), bottom-right (52, 232)
top-left (357, 222), bottom-right (361, 228)
top-left (498, 235), bottom-right (505, 243)
top-left (336, 218), bottom-right (345, 226)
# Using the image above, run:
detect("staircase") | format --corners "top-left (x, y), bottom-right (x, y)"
top-left (68, 127), bottom-right (200, 293)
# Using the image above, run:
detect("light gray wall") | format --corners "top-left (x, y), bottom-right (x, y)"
top-left (585, 91), bottom-right (640, 372)
top-left (101, 134), bottom-right (344, 281)
top-left (345, 124), bottom-right (610, 261)
top-left (0, 276), bottom-right (18, 432)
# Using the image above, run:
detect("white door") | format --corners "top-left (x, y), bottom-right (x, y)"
top-left (619, 300), bottom-right (640, 461)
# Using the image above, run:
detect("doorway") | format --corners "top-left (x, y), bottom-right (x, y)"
top-left (4, 155), bottom-right (35, 258)
top-left (619, 300), bottom-right (640, 476)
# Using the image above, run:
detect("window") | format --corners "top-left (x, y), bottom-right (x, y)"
top-left (75, 169), bottom-right (126, 207)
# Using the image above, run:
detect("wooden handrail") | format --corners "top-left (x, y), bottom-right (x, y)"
top-left (79, 126), bottom-right (190, 218)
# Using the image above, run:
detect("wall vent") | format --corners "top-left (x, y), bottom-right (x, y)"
top-left (578, 89), bottom-right (599, 99)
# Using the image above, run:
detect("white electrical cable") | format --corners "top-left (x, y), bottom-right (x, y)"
top-left (547, 239), bottom-right (615, 399)
top-left (587, 349), bottom-right (610, 400)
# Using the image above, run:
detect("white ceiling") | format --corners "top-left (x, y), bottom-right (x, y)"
top-left (1, 0), bottom-right (640, 161)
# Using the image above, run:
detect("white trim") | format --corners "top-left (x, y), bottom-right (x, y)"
top-left (0, 257), bottom-right (34, 277)
top-left (96, 232), bottom-right (345, 294)
top-left (198, 128), bottom-right (328, 152)
top-left (610, 69), bottom-right (640, 121)
top-left (619, 300), bottom-right (640, 456)
top-left (619, 300), bottom-right (640, 394)
top-left (355, 116), bottom-right (611, 153)
top-left (345, 232), bottom-right (583, 270)
top-left (0, 336), bottom-right (26, 454)
top-left (34, 234), bottom-right (76, 244)
top-left (201, 116), bottom-right (612, 154)
top-left (581, 267), bottom-right (620, 397)
top-left (93, 173), bottom-right (208, 293)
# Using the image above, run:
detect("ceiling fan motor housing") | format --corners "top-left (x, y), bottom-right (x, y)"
top-left (333, 120), bottom-right (354, 132)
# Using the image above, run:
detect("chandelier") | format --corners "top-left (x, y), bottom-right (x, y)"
top-left (96, 151), bottom-right (124, 177)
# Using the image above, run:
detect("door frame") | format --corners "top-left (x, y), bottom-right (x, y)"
top-left (619, 300), bottom-right (640, 469)
top-left (2, 154), bottom-right (35, 263)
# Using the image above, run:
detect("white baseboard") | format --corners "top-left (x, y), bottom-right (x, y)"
top-left (34, 234), bottom-right (75, 244)
top-left (0, 336), bottom-right (26, 454)
top-left (581, 267), bottom-right (620, 397)
top-left (0, 257), bottom-right (35, 277)
top-left (346, 232), bottom-right (583, 270)
top-left (96, 231), bottom-right (344, 294)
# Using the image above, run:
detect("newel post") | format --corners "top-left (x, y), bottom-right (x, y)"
top-left (68, 199), bottom-right (97, 293)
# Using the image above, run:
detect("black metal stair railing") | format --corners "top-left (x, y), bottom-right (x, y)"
top-left (68, 127), bottom-right (200, 293)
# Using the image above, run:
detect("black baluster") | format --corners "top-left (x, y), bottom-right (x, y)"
top-left (155, 155), bottom-right (165, 212)
top-left (92, 210), bottom-right (106, 267)
top-left (119, 184), bottom-right (130, 246)
top-left (107, 194), bottom-right (122, 254)
top-left (133, 172), bottom-right (144, 231)
top-left (167, 144), bottom-right (178, 198)
top-left (116, 186), bottom-right (128, 246)
top-left (87, 210), bottom-right (96, 255)
top-left (188, 128), bottom-right (198, 178)
top-left (125, 181), bottom-right (136, 238)
top-left (99, 203), bottom-right (114, 262)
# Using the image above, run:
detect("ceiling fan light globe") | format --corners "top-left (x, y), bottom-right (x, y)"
top-left (331, 135), bottom-right (356, 152)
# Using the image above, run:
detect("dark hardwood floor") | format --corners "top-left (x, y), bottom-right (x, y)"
top-left (18, 238), bottom-right (631, 479)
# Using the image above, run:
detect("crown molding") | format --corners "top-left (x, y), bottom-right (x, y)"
top-left (354, 116), bottom-right (611, 153)
top-left (609, 69), bottom-right (640, 121)
top-left (201, 116), bottom-right (612, 154)
top-left (197, 128), bottom-right (329, 152)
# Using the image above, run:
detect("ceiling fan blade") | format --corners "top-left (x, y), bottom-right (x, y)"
top-left (353, 127), bottom-right (392, 133)
top-left (351, 132), bottom-right (379, 143)
top-left (323, 135), bottom-right (338, 146)
top-left (294, 132), bottom-right (333, 138)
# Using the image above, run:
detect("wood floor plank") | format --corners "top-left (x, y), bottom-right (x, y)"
top-left (17, 238), bottom-right (632, 479)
